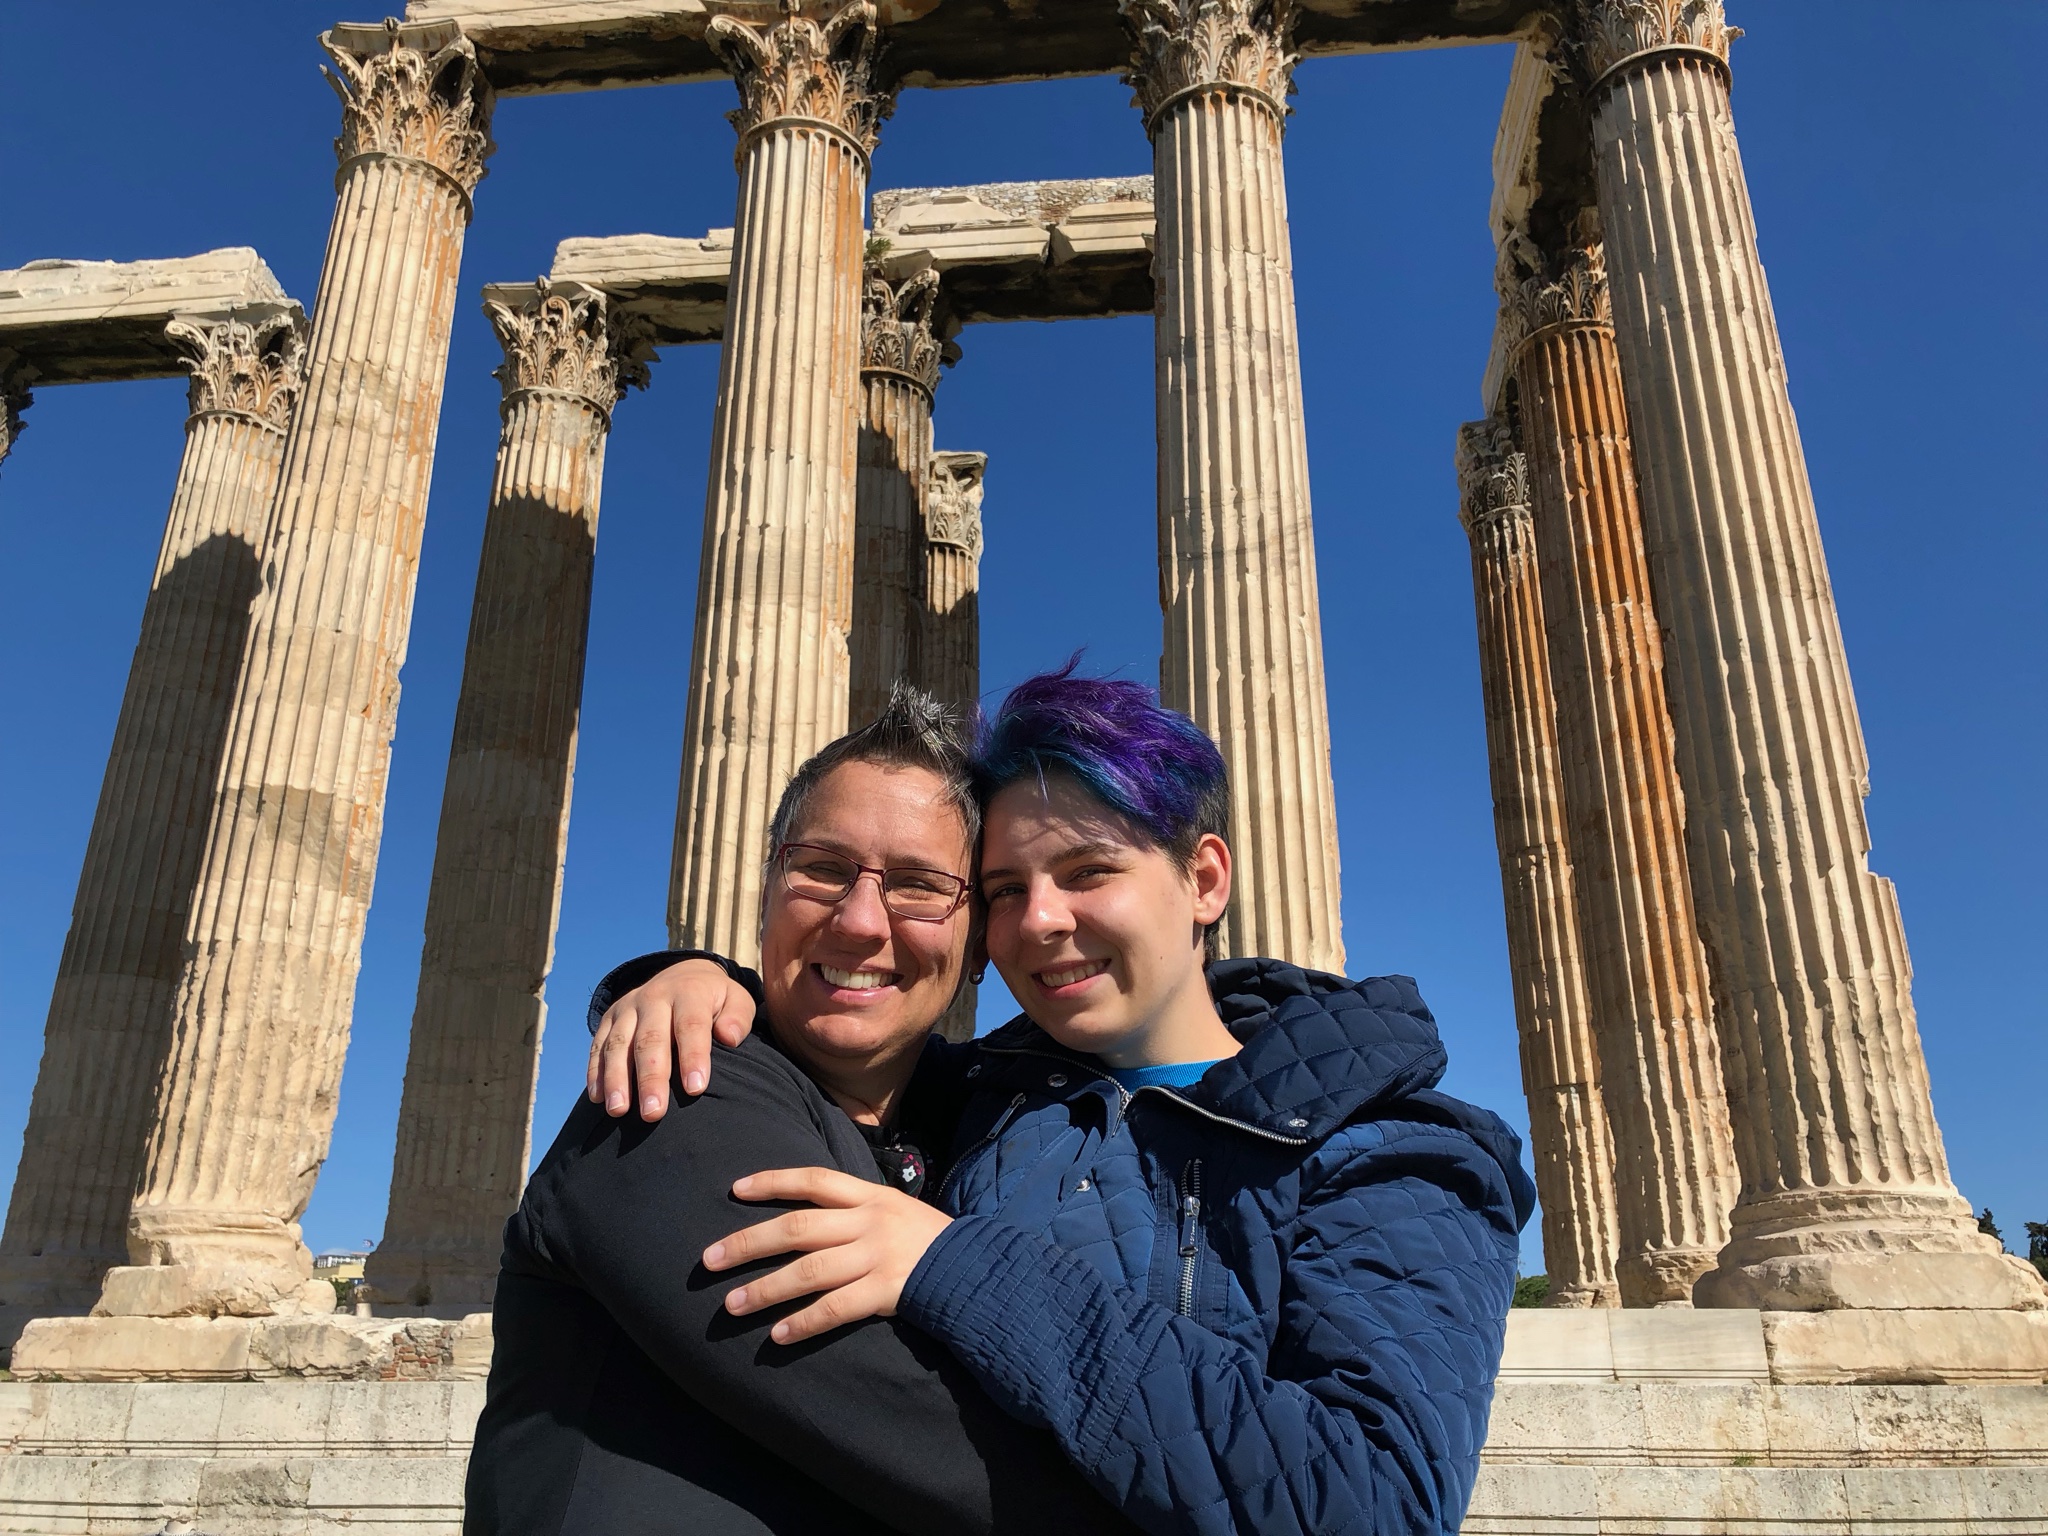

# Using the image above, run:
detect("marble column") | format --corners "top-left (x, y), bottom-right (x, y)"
top-left (669, 0), bottom-right (887, 966)
top-left (851, 265), bottom-right (941, 730)
top-left (1456, 419), bottom-right (1622, 1308)
top-left (1504, 241), bottom-right (1737, 1305)
top-left (367, 282), bottom-right (643, 1310)
top-left (922, 448), bottom-right (987, 1045)
top-left (0, 312), bottom-right (304, 1337)
top-left (95, 21), bottom-right (493, 1319)
top-left (1121, 0), bottom-right (1344, 972)
top-left (1575, 0), bottom-right (2040, 1309)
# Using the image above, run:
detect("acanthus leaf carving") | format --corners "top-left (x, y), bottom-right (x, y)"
top-left (485, 279), bottom-right (639, 419)
top-left (1571, 0), bottom-right (1740, 86)
top-left (1118, 0), bottom-right (1298, 129)
top-left (925, 450), bottom-right (986, 559)
top-left (1455, 417), bottom-right (1532, 535)
top-left (708, 0), bottom-right (892, 156)
top-left (861, 265), bottom-right (942, 393)
top-left (166, 310), bottom-right (309, 434)
top-left (322, 19), bottom-right (495, 199)
top-left (1497, 242), bottom-right (1612, 359)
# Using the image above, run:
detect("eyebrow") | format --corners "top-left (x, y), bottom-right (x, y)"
top-left (980, 839), bottom-right (1122, 884)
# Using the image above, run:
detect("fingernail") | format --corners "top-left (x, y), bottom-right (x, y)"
top-left (606, 1092), bottom-right (626, 1114)
top-left (685, 1071), bottom-right (706, 1094)
top-left (642, 1095), bottom-right (660, 1116)
top-left (771, 1321), bottom-right (790, 1343)
top-left (726, 1286), bottom-right (747, 1312)
top-left (732, 1176), bottom-right (754, 1196)
top-left (704, 1243), bottom-right (726, 1268)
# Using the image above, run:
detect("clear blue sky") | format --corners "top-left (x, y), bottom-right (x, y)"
top-left (0, 3), bottom-right (2040, 1273)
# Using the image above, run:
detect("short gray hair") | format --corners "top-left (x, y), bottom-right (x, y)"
top-left (765, 680), bottom-right (980, 865)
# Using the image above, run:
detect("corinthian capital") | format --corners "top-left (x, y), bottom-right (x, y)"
top-left (1497, 242), bottom-right (1612, 357)
top-left (925, 451), bottom-right (987, 558)
top-left (321, 20), bottom-right (495, 200)
top-left (1118, 0), bottom-right (1298, 130)
top-left (707, 0), bottom-right (891, 156)
top-left (166, 310), bottom-right (308, 433)
top-left (861, 265), bottom-right (942, 393)
top-left (485, 279), bottom-right (644, 419)
top-left (1455, 418), bottom-right (1531, 536)
top-left (1570, 0), bottom-right (1740, 86)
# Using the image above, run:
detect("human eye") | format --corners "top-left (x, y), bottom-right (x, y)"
top-left (791, 850), bottom-right (854, 882)
top-left (980, 879), bottom-right (1024, 905)
top-left (889, 868), bottom-right (953, 896)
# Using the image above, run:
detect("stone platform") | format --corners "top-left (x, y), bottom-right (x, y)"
top-left (0, 1311), bottom-right (2040, 1533)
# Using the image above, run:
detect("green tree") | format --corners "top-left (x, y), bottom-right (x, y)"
top-left (1512, 1274), bottom-right (1550, 1308)
top-left (2025, 1221), bottom-right (2048, 1283)
top-left (1977, 1208), bottom-right (2004, 1246)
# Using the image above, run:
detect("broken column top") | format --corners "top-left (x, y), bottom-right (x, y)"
top-left (537, 176), bottom-right (1156, 349)
top-left (0, 249), bottom-right (298, 385)
top-left (402, 0), bottom-right (1542, 94)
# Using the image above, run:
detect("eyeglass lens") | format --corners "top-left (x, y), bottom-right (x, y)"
top-left (781, 847), bottom-right (962, 919)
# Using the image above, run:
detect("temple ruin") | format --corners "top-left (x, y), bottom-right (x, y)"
top-left (0, 0), bottom-right (2040, 1529)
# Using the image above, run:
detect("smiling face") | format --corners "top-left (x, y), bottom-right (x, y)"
top-left (979, 772), bottom-right (1231, 1068)
top-left (758, 759), bottom-right (975, 1086)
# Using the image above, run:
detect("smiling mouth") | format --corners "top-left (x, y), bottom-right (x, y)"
top-left (1035, 959), bottom-right (1110, 989)
top-left (817, 963), bottom-right (900, 991)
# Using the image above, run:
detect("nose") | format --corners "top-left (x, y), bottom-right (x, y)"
top-left (1016, 876), bottom-right (1074, 947)
top-left (829, 869), bottom-right (894, 941)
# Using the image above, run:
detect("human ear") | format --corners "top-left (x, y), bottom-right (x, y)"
top-left (1189, 833), bottom-right (1231, 927)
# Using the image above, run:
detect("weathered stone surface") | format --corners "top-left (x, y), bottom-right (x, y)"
top-left (851, 266), bottom-right (941, 734)
top-left (1576, 0), bottom-right (2046, 1313)
top-left (1763, 1309), bottom-right (2048, 1387)
top-left (0, 311), bottom-right (306, 1348)
top-left (11, 1313), bottom-right (493, 1384)
top-left (1138, 0), bottom-right (1345, 974)
top-left (669, 1), bottom-right (882, 965)
top-left (1503, 238), bottom-right (1737, 1307)
top-left (401, 0), bottom-right (1546, 94)
top-left (93, 20), bottom-right (494, 1318)
top-left (547, 177), bottom-right (1156, 349)
top-left (1456, 420), bottom-right (1621, 1310)
top-left (368, 280), bottom-right (636, 1312)
top-left (0, 249), bottom-right (289, 385)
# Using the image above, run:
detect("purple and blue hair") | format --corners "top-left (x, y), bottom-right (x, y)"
top-left (973, 660), bottom-right (1230, 871)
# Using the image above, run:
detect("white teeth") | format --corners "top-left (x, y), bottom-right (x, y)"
top-left (1040, 961), bottom-right (1107, 988)
top-left (820, 964), bottom-right (894, 990)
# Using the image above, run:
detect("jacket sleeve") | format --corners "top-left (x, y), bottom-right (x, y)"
top-left (513, 1047), bottom-right (1130, 1536)
top-left (896, 1118), bottom-right (1520, 1536)
top-left (586, 948), bottom-right (761, 1031)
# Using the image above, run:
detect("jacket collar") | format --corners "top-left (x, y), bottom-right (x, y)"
top-left (975, 957), bottom-right (1449, 1143)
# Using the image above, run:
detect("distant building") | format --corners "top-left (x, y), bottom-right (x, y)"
top-left (311, 1252), bottom-right (368, 1282)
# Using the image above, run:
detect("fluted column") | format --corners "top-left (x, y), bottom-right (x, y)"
top-left (0, 312), bottom-right (304, 1336)
top-left (669, 0), bottom-right (886, 965)
top-left (367, 282), bottom-right (641, 1310)
top-left (1457, 420), bottom-right (1621, 1308)
top-left (1575, 0), bottom-right (2041, 1310)
top-left (922, 448), bottom-right (986, 1045)
top-left (1122, 0), bottom-right (1343, 971)
top-left (1504, 242), bottom-right (1737, 1305)
top-left (851, 265), bottom-right (940, 729)
top-left (94, 21), bottom-right (493, 1319)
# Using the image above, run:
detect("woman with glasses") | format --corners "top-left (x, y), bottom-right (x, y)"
top-left (465, 685), bottom-right (1129, 1536)
top-left (589, 667), bottom-right (1535, 1535)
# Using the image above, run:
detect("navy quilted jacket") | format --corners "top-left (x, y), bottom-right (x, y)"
top-left (898, 958), bottom-right (1536, 1536)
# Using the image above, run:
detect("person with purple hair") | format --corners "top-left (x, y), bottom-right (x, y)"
top-left (588, 665), bottom-right (1535, 1535)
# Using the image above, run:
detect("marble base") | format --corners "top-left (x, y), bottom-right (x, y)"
top-left (0, 1311), bottom-right (2039, 1533)
top-left (9, 1313), bottom-right (492, 1384)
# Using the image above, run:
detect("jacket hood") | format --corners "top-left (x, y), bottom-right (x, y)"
top-left (980, 958), bottom-right (1537, 1226)
top-left (981, 957), bottom-right (1443, 1138)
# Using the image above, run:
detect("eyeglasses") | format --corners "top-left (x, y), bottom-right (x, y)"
top-left (773, 843), bottom-right (971, 923)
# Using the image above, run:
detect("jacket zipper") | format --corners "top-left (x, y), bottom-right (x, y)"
top-left (932, 1092), bottom-right (1026, 1208)
top-left (1176, 1159), bottom-right (1203, 1318)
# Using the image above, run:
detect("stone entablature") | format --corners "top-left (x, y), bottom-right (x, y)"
top-left (401, 0), bottom-right (1546, 94)
top-left (542, 176), bottom-right (1156, 350)
top-left (0, 250), bottom-right (293, 386)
